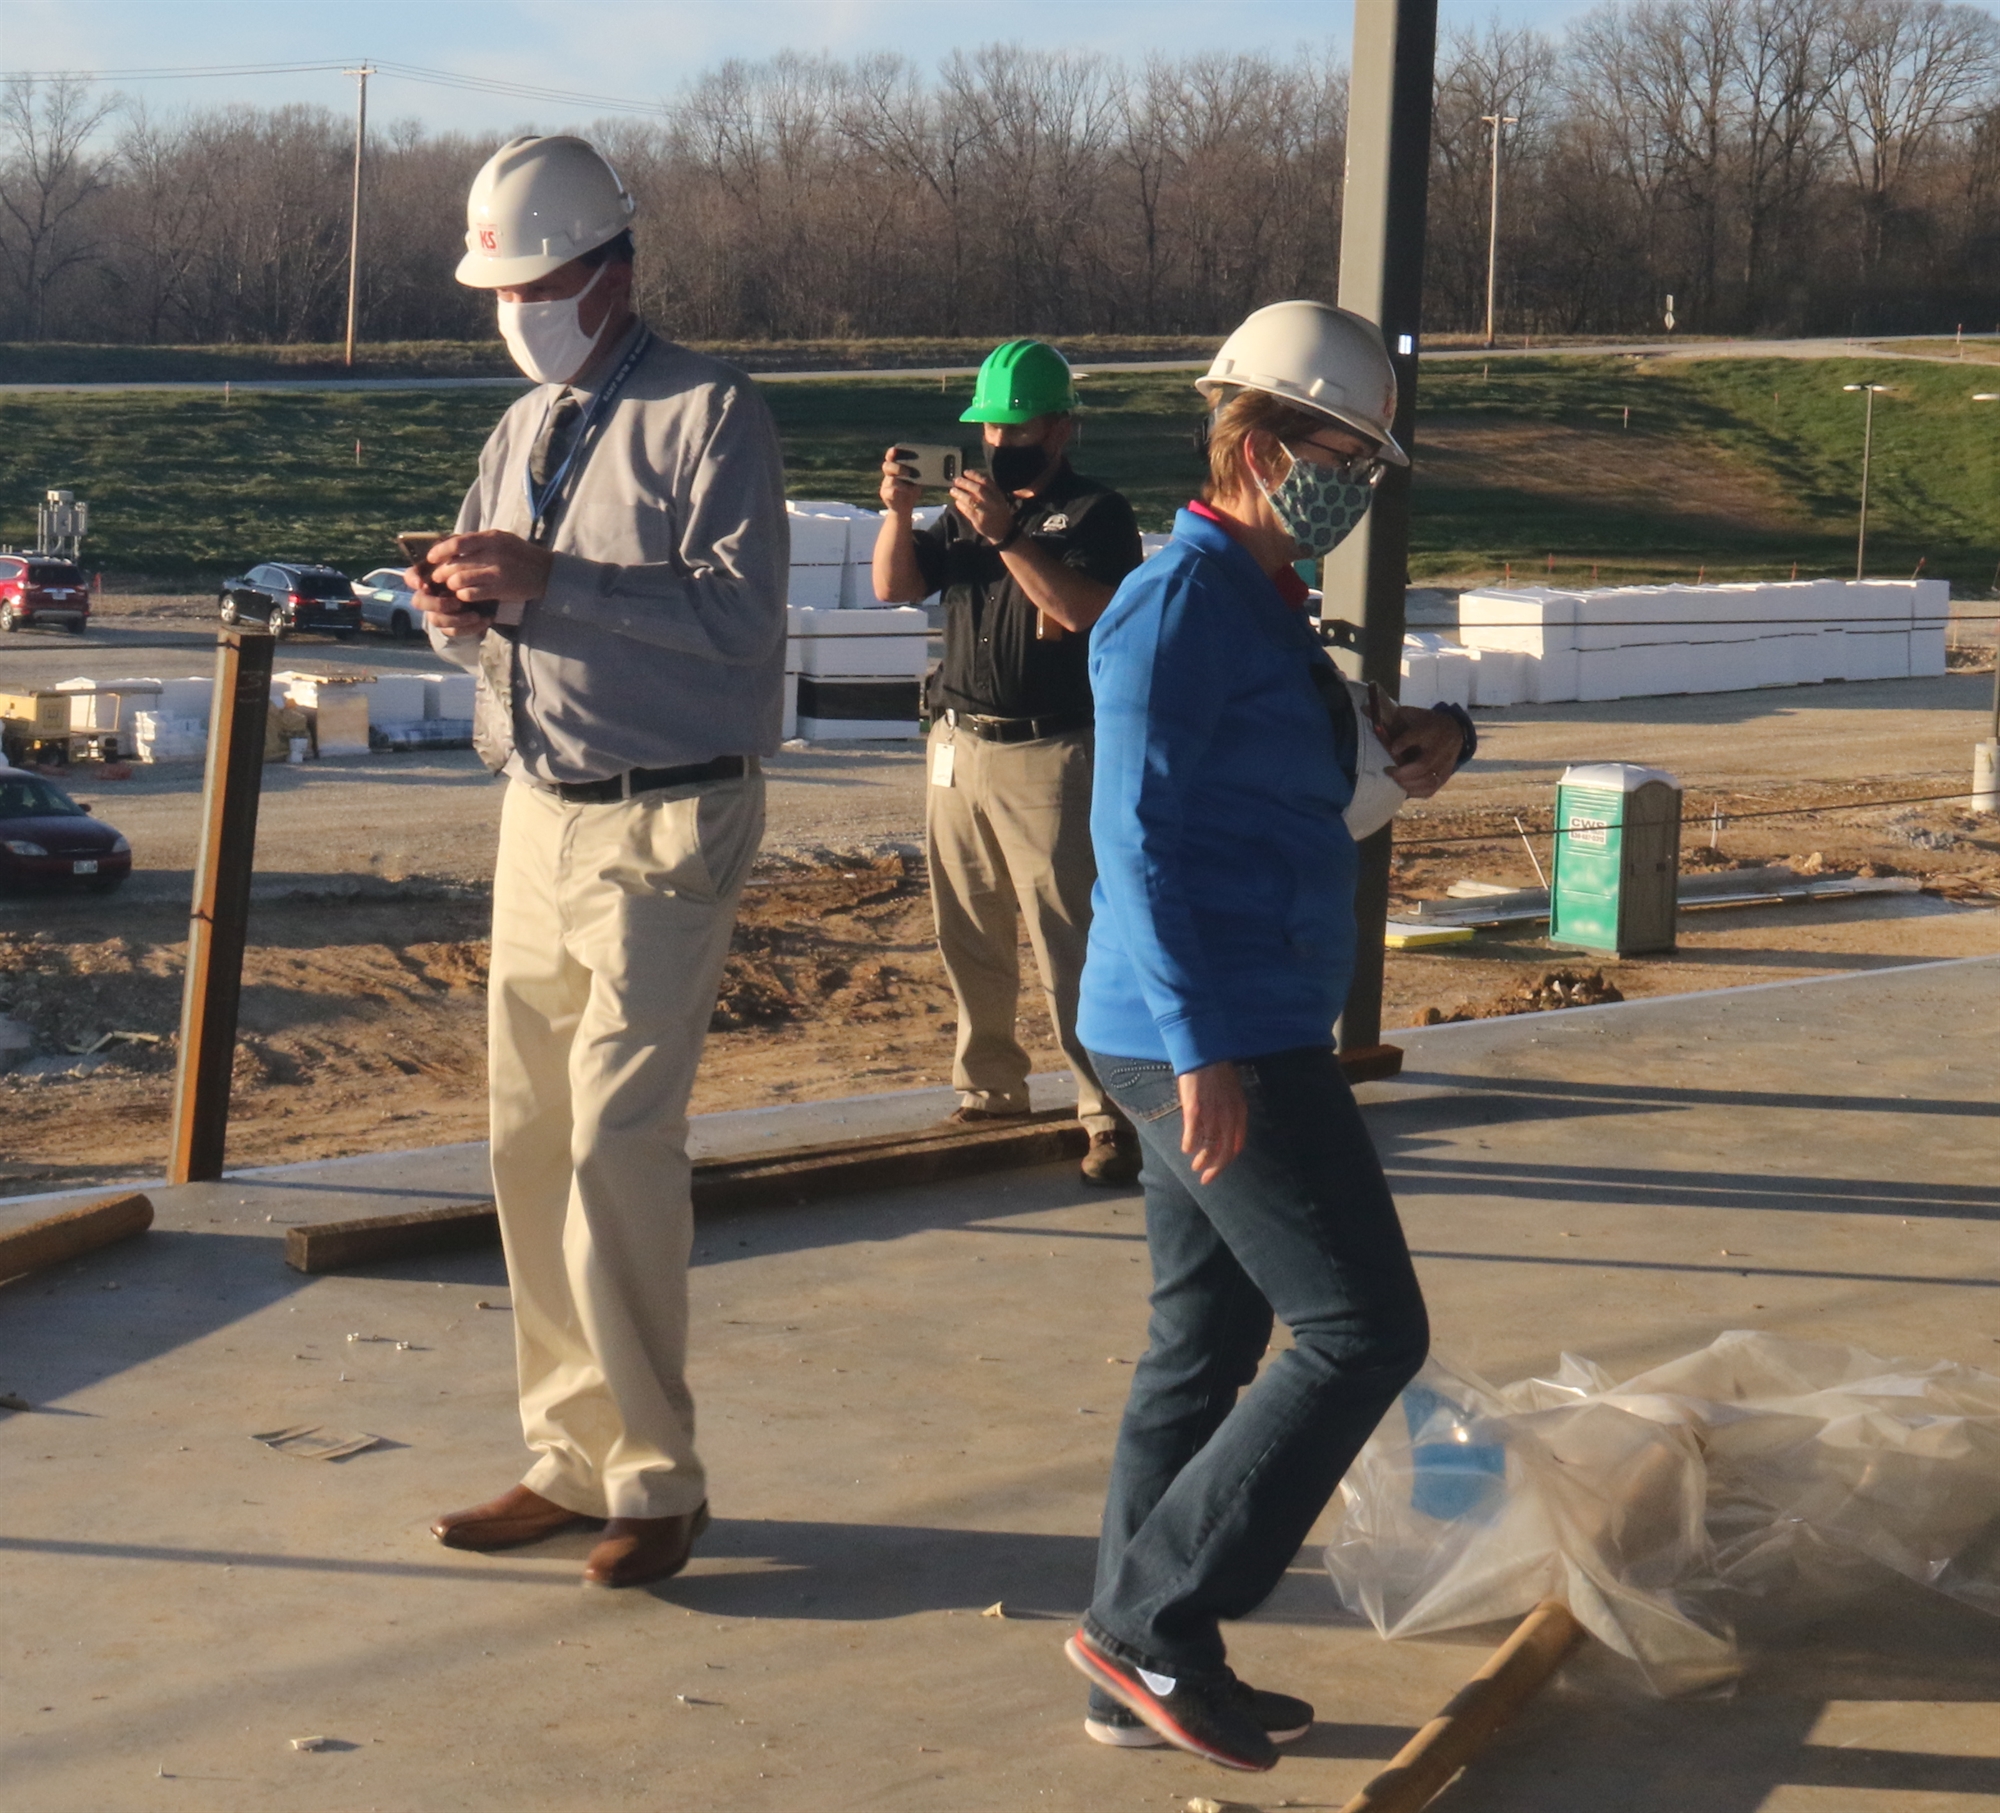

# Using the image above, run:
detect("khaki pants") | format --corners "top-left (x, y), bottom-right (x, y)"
top-left (487, 769), bottom-right (763, 1520)
top-left (926, 720), bottom-right (1115, 1135)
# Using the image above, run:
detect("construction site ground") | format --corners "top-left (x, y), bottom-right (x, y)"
top-left (2, 596), bottom-right (1997, 1197)
top-left (6, 957), bottom-right (2000, 1812)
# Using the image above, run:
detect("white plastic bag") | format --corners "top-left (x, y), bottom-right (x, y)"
top-left (1324, 1332), bottom-right (2000, 1695)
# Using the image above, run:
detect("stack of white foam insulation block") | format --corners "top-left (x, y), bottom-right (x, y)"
top-left (1440, 578), bottom-right (1948, 707)
top-left (117, 670), bottom-right (478, 761)
top-left (785, 500), bottom-right (884, 611)
top-left (130, 709), bottom-right (207, 763)
top-left (371, 671), bottom-right (478, 749)
top-left (77, 675), bottom-right (211, 762)
top-left (782, 501), bottom-right (929, 740)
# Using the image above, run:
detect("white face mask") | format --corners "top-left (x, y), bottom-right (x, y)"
top-left (496, 265), bottom-right (606, 385)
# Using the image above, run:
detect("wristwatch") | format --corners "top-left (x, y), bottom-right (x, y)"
top-left (1365, 681), bottom-right (1478, 768)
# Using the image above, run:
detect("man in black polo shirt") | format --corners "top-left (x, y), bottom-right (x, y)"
top-left (875, 339), bottom-right (1143, 1184)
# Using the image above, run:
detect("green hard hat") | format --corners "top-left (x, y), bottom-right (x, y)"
top-left (960, 339), bottom-right (1077, 423)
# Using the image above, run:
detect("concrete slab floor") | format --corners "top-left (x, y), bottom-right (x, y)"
top-left (6, 959), bottom-right (2000, 1812)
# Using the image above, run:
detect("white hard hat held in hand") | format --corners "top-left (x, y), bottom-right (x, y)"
top-left (456, 135), bottom-right (636, 289)
top-left (1197, 301), bottom-right (1407, 466)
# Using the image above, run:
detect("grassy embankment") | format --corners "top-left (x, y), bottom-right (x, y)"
top-left (1, 355), bottom-right (1996, 590)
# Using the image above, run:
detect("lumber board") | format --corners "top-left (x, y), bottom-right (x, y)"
top-left (0, 1191), bottom-right (155, 1283)
top-left (1339, 1043), bottom-right (1406, 1083)
top-left (286, 1045), bottom-right (1407, 1274)
top-left (285, 1110), bottom-right (1085, 1274)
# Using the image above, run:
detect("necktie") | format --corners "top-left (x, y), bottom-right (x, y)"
top-left (527, 390), bottom-right (584, 536)
top-left (475, 390), bottom-right (583, 774)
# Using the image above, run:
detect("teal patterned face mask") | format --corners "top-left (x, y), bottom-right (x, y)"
top-left (1258, 445), bottom-right (1380, 557)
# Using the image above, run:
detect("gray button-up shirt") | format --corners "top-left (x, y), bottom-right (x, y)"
top-left (432, 322), bottom-right (789, 785)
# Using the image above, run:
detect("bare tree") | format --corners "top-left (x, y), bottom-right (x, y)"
top-left (0, 75), bottom-right (116, 338)
top-left (1431, 24), bottom-right (1557, 332)
top-left (1835, 0), bottom-right (2000, 279)
top-left (6, 16), bottom-right (2000, 350)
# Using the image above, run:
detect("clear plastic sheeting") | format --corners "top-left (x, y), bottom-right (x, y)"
top-left (1323, 1331), bottom-right (2000, 1696)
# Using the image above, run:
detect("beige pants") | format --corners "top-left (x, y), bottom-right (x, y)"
top-left (925, 720), bottom-right (1115, 1135)
top-left (487, 769), bottom-right (763, 1520)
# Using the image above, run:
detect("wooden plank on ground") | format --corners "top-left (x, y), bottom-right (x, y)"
top-left (0, 1192), bottom-right (155, 1283)
top-left (284, 1110), bottom-right (1086, 1274)
top-left (285, 1046), bottom-right (1407, 1275)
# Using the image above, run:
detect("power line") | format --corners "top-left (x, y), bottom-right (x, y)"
top-left (4, 58), bottom-right (671, 118)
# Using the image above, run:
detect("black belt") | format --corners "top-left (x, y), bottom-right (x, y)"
top-left (551, 754), bottom-right (745, 804)
top-left (947, 710), bottom-right (1090, 745)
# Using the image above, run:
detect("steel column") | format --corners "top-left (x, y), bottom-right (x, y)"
top-left (1327, 0), bottom-right (1440, 1057)
top-left (168, 630), bottom-right (274, 1183)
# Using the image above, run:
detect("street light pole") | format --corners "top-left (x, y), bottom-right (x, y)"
top-left (342, 64), bottom-right (375, 369)
top-left (1481, 113), bottom-right (1518, 351)
top-left (1843, 382), bottom-right (1890, 581)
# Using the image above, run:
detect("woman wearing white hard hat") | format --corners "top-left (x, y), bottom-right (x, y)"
top-left (1062, 301), bottom-right (1473, 1771)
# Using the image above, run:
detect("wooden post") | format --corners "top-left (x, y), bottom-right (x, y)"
top-left (168, 630), bottom-right (275, 1183)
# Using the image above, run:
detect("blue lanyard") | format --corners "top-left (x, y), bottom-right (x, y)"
top-left (523, 325), bottom-right (654, 542)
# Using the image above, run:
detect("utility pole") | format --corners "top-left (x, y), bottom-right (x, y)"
top-left (1843, 382), bottom-right (1891, 580)
top-left (1325, 0), bottom-right (1439, 1073)
top-left (343, 64), bottom-right (375, 368)
top-left (1481, 113), bottom-right (1517, 351)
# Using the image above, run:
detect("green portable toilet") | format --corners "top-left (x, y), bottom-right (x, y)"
top-left (1548, 763), bottom-right (1682, 956)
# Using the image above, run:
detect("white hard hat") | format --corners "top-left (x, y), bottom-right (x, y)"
top-left (1196, 300), bottom-right (1407, 466)
top-left (456, 135), bottom-right (636, 288)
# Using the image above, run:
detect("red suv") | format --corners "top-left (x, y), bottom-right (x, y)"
top-left (0, 557), bottom-right (90, 634)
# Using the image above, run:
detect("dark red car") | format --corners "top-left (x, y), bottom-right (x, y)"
top-left (0, 556), bottom-right (91, 633)
top-left (0, 768), bottom-right (131, 892)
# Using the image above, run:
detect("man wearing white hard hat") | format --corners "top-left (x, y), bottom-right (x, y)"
top-left (1061, 301), bottom-right (1472, 1769)
top-left (413, 135), bottom-right (788, 1589)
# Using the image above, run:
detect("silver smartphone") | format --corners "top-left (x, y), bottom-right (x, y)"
top-left (891, 443), bottom-right (966, 487)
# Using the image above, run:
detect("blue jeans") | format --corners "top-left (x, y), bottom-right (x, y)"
top-left (1081, 1045), bottom-right (1428, 1681)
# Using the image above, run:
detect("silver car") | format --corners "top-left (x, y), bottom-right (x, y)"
top-left (353, 568), bottom-right (425, 640)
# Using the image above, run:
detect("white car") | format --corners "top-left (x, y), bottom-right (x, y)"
top-left (353, 568), bottom-right (425, 640)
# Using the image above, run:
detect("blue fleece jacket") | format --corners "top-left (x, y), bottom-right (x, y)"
top-left (1078, 508), bottom-right (1360, 1072)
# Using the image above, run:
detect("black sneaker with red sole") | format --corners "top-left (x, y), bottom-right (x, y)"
top-left (1084, 1673), bottom-right (1313, 1748)
top-left (1064, 1627), bottom-right (1279, 1772)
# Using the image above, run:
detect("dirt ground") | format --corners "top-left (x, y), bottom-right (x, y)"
top-left (5, 601), bottom-right (1998, 1197)
top-left (5, 797), bottom-right (1999, 1198)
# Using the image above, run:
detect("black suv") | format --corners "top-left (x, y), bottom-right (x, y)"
top-left (218, 563), bottom-right (362, 639)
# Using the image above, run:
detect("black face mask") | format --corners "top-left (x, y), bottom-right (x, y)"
top-left (986, 441), bottom-right (1050, 494)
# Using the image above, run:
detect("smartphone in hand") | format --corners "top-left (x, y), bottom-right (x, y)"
top-left (889, 444), bottom-right (964, 488)
top-left (397, 531), bottom-right (497, 617)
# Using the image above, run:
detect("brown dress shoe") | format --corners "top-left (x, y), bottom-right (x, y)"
top-left (431, 1484), bottom-right (595, 1551)
top-left (582, 1502), bottom-right (711, 1588)
top-left (1080, 1128), bottom-right (1141, 1186)
top-left (944, 1105), bottom-right (1031, 1126)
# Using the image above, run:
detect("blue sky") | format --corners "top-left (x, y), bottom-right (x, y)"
top-left (3, 0), bottom-right (1601, 135)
